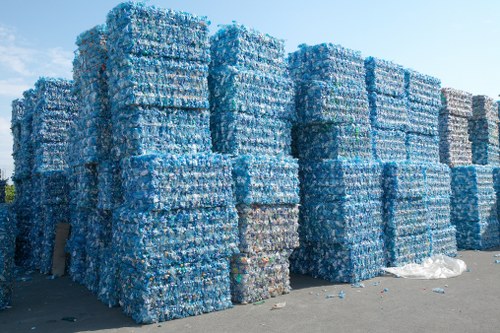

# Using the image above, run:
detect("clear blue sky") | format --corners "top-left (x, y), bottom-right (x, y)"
top-left (0, 0), bottom-right (499, 178)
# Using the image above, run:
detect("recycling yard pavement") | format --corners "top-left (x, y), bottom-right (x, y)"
top-left (0, 250), bottom-right (498, 333)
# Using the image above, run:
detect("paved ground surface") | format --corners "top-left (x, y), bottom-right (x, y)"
top-left (0, 249), bottom-right (499, 333)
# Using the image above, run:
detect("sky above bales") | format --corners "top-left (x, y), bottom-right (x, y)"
top-left (0, 0), bottom-right (499, 178)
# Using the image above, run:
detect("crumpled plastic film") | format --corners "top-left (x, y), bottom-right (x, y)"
top-left (232, 155), bottom-right (299, 206)
top-left (372, 129), bottom-right (407, 162)
top-left (365, 57), bottom-right (406, 97)
top-left (452, 166), bottom-right (499, 249)
top-left (404, 70), bottom-right (441, 107)
top-left (0, 204), bottom-right (15, 310)
top-left (406, 134), bottom-right (440, 163)
top-left (231, 250), bottom-right (292, 304)
top-left (293, 123), bottom-right (372, 161)
top-left (289, 43), bottom-right (366, 87)
top-left (113, 206), bottom-right (239, 267)
top-left (368, 93), bottom-right (408, 131)
top-left (407, 102), bottom-right (440, 136)
top-left (300, 159), bottom-right (383, 203)
top-left (113, 108), bottom-right (212, 159)
top-left (210, 23), bottom-right (286, 75)
top-left (236, 204), bottom-right (299, 253)
top-left (122, 153), bottom-right (234, 211)
top-left (295, 80), bottom-right (369, 125)
top-left (211, 111), bottom-right (292, 156)
top-left (290, 239), bottom-right (385, 283)
top-left (209, 66), bottom-right (295, 121)
top-left (106, 2), bottom-right (210, 63)
top-left (430, 225), bottom-right (457, 257)
top-left (118, 258), bottom-right (232, 324)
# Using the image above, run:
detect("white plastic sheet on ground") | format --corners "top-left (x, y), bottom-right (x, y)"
top-left (382, 255), bottom-right (467, 279)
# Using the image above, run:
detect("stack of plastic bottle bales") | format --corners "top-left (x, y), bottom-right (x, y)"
top-left (441, 89), bottom-right (500, 249)
top-left (0, 204), bottom-right (15, 310)
top-left (68, 25), bottom-right (113, 296)
top-left (209, 24), bottom-right (300, 304)
top-left (104, 2), bottom-right (238, 323)
top-left (11, 90), bottom-right (35, 267)
top-left (31, 78), bottom-right (76, 274)
top-left (439, 88), bottom-right (473, 166)
top-left (365, 58), bottom-right (407, 162)
top-left (289, 44), bottom-right (385, 283)
top-left (470, 96), bottom-right (500, 166)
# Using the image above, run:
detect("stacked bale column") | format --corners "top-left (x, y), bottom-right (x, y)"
top-left (440, 89), bottom-right (500, 249)
top-left (209, 24), bottom-right (299, 304)
top-left (31, 78), bottom-right (76, 273)
top-left (105, 3), bottom-right (238, 323)
top-left (68, 25), bottom-right (113, 294)
top-left (289, 44), bottom-right (385, 283)
top-left (470, 96), bottom-right (499, 166)
top-left (0, 204), bottom-right (15, 309)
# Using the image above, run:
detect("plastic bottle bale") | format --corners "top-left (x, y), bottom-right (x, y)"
top-left (472, 95), bottom-right (498, 121)
top-left (364, 57), bottom-right (406, 98)
top-left (407, 101), bottom-right (440, 136)
top-left (298, 199), bottom-right (384, 245)
top-left (404, 70), bottom-right (441, 107)
top-left (290, 239), bottom-right (386, 283)
top-left (469, 118), bottom-right (500, 166)
top-left (97, 161), bottom-right (119, 211)
top-left (438, 113), bottom-right (472, 166)
top-left (231, 250), bottom-right (292, 304)
top-left (423, 163), bottom-right (452, 230)
top-left (113, 108), bottom-right (212, 159)
top-left (66, 208), bottom-right (89, 284)
top-left (210, 23), bottom-right (287, 75)
top-left (294, 80), bottom-right (369, 125)
top-left (0, 204), bottom-right (15, 310)
top-left (106, 2), bottom-right (210, 63)
top-left (406, 134), bottom-right (440, 163)
top-left (293, 123), bottom-right (372, 161)
top-left (451, 166), bottom-right (500, 249)
top-left (367, 93), bottom-right (408, 131)
top-left (300, 159), bottom-right (383, 203)
top-left (386, 232), bottom-right (431, 267)
top-left (68, 164), bottom-right (99, 210)
top-left (113, 206), bottom-right (238, 267)
top-left (289, 43), bottom-right (367, 87)
top-left (236, 204), bottom-right (299, 254)
top-left (208, 66), bottom-right (295, 121)
top-left (232, 155), bottom-right (300, 206)
top-left (383, 162), bottom-right (426, 200)
top-left (122, 153), bottom-right (234, 211)
top-left (384, 196), bottom-right (429, 238)
top-left (430, 225), bottom-right (457, 257)
top-left (118, 258), bottom-right (232, 324)
top-left (440, 87), bottom-right (473, 118)
top-left (372, 128), bottom-right (407, 162)
top-left (211, 111), bottom-right (292, 156)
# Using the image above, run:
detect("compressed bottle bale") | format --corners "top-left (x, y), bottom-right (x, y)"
top-left (0, 204), bottom-right (15, 310)
top-left (384, 197), bottom-right (429, 237)
top-left (299, 199), bottom-right (383, 245)
top-left (383, 162), bottom-right (425, 200)
top-left (295, 80), bottom-right (370, 125)
top-left (407, 101), bottom-right (440, 136)
top-left (67, 208), bottom-right (89, 284)
top-left (289, 43), bottom-right (366, 87)
top-left (233, 155), bottom-right (300, 206)
top-left (364, 57), bottom-right (405, 98)
top-left (113, 206), bottom-right (238, 267)
top-left (300, 159), bottom-right (383, 203)
top-left (210, 23), bottom-right (286, 75)
top-left (106, 2), bottom-right (211, 63)
top-left (404, 70), bottom-right (441, 107)
top-left (97, 161), bottom-right (120, 210)
top-left (231, 250), bottom-right (292, 304)
top-left (368, 93), bottom-right (408, 131)
top-left (14, 90), bottom-right (36, 179)
top-left (290, 239), bottom-right (385, 283)
top-left (386, 232), bottom-right (431, 266)
top-left (118, 258), bottom-right (233, 324)
top-left (452, 166), bottom-right (500, 249)
top-left (372, 128), bottom-right (407, 162)
top-left (440, 88), bottom-right (473, 118)
top-left (438, 112), bottom-right (472, 166)
top-left (209, 66), bottom-right (295, 121)
top-left (122, 153), bottom-right (234, 211)
top-left (211, 111), bottom-right (292, 156)
top-left (469, 118), bottom-right (500, 166)
top-left (406, 134), bottom-right (440, 163)
top-left (293, 123), bottom-right (372, 161)
top-left (236, 204), bottom-right (299, 253)
top-left (430, 225), bottom-right (457, 257)
top-left (423, 163), bottom-right (452, 230)
top-left (472, 95), bottom-right (498, 121)
top-left (113, 108), bottom-right (212, 160)
top-left (68, 164), bottom-right (98, 209)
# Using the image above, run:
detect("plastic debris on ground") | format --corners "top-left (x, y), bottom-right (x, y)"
top-left (382, 255), bottom-right (466, 279)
